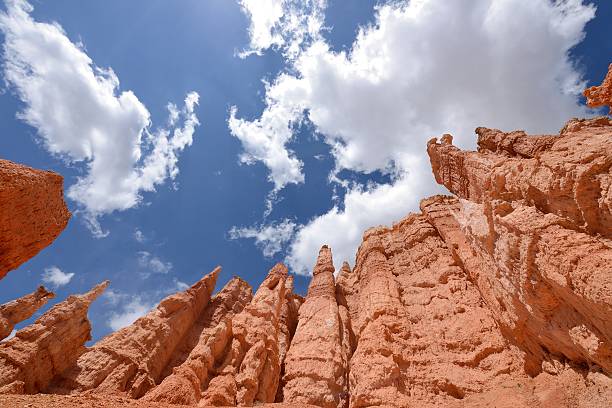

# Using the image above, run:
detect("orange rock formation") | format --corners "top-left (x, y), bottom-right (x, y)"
top-left (142, 277), bottom-right (253, 405)
top-left (0, 159), bottom-right (71, 280)
top-left (0, 69), bottom-right (611, 407)
top-left (282, 246), bottom-right (349, 408)
top-left (0, 281), bottom-right (108, 394)
top-left (584, 63), bottom-right (612, 113)
top-left (200, 263), bottom-right (289, 407)
top-left (50, 268), bottom-right (221, 398)
top-left (0, 286), bottom-right (54, 341)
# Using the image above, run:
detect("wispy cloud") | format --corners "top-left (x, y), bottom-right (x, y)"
top-left (137, 251), bottom-right (173, 277)
top-left (229, 219), bottom-right (296, 257)
top-left (42, 266), bottom-right (75, 288)
top-left (107, 296), bottom-right (152, 331)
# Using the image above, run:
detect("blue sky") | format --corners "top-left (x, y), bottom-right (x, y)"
top-left (0, 0), bottom-right (610, 342)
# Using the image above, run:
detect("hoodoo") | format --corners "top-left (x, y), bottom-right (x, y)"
top-left (0, 286), bottom-right (54, 341)
top-left (0, 64), bottom-right (610, 408)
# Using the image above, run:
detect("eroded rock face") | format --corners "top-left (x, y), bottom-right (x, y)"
top-left (0, 281), bottom-right (108, 394)
top-left (427, 119), bottom-right (612, 238)
top-left (142, 277), bottom-right (253, 405)
top-left (0, 160), bottom-right (71, 280)
top-left (584, 63), bottom-right (612, 114)
top-left (282, 246), bottom-right (349, 408)
top-left (50, 268), bottom-right (221, 398)
top-left (0, 286), bottom-right (54, 341)
top-left (200, 263), bottom-right (288, 407)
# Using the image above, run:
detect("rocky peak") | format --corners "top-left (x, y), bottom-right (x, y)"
top-left (0, 286), bottom-right (54, 341)
top-left (584, 63), bottom-right (612, 113)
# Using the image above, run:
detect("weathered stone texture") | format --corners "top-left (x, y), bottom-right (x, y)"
top-left (0, 281), bottom-right (108, 394)
top-left (427, 120), bottom-right (612, 238)
top-left (282, 246), bottom-right (349, 408)
top-left (0, 159), bottom-right (71, 280)
top-left (0, 286), bottom-right (54, 341)
top-left (50, 268), bottom-right (220, 398)
top-left (200, 263), bottom-right (288, 407)
top-left (142, 277), bottom-right (253, 405)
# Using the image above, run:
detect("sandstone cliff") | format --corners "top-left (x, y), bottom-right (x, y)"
top-left (0, 68), bottom-right (610, 408)
top-left (49, 267), bottom-right (221, 398)
top-left (0, 159), bottom-right (71, 280)
top-left (200, 263), bottom-right (288, 407)
top-left (0, 286), bottom-right (54, 341)
top-left (0, 281), bottom-right (107, 394)
top-left (282, 246), bottom-right (349, 408)
top-left (142, 277), bottom-right (253, 405)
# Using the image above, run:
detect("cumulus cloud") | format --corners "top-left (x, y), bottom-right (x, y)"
top-left (0, 0), bottom-right (200, 236)
top-left (238, 0), bottom-right (326, 58)
top-left (41, 266), bottom-right (75, 288)
top-left (229, 219), bottom-right (296, 257)
top-left (233, 0), bottom-right (595, 275)
top-left (107, 296), bottom-right (152, 331)
top-left (137, 251), bottom-right (173, 276)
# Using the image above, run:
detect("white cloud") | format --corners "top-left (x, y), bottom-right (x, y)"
top-left (0, 0), bottom-right (200, 236)
top-left (229, 219), bottom-right (296, 257)
top-left (42, 266), bottom-right (75, 288)
top-left (237, 0), bottom-right (326, 58)
top-left (137, 251), bottom-right (172, 276)
top-left (171, 278), bottom-right (190, 292)
top-left (107, 296), bottom-right (152, 331)
top-left (238, 0), bottom-right (285, 55)
top-left (233, 0), bottom-right (595, 275)
top-left (133, 229), bottom-right (145, 243)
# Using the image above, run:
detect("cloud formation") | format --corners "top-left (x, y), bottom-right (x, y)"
top-left (0, 0), bottom-right (200, 236)
top-left (229, 219), bottom-right (296, 257)
top-left (107, 296), bottom-right (152, 331)
top-left (137, 251), bottom-right (173, 276)
top-left (42, 266), bottom-right (75, 288)
top-left (234, 0), bottom-right (595, 275)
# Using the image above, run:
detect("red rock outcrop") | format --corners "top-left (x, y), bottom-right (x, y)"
top-left (1, 67), bottom-right (611, 408)
top-left (0, 281), bottom-right (108, 394)
top-left (200, 263), bottom-right (288, 407)
top-left (0, 159), bottom-right (71, 280)
top-left (142, 277), bottom-right (253, 405)
top-left (49, 268), bottom-right (221, 398)
top-left (427, 118), bottom-right (612, 376)
top-left (0, 286), bottom-right (54, 341)
top-left (427, 120), bottom-right (612, 238)
top-left (584, 63), bottom-right (612, 113)
top-left (275, 276), bottom-right (303, 403)
top-left (282, 246), bottom-right (349, 408)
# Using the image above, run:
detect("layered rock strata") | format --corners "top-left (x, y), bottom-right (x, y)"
top-left (50, 268), bottom-right (221, 398)
top-left (275, 276), bottom-right (303, 403)
top-left (0, 286), bottom-right (54, 341)
top-left (427, 118), bottom-right (612, 376)
top-left (200, 264), bottom-right (289, 407)
top-left (0, 159), bottom-right (71, 280)
top-left (427, 120), bottom-right (612, 238)
top-left (282, 246), bottom-right (349, 408)
top-left (142, 277), bottom-right (253, 405)
top-left (0, 281), bottom-right (108, 394)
